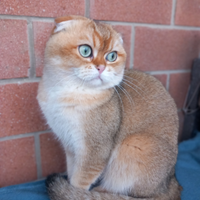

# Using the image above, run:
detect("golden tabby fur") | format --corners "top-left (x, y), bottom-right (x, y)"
top-left (37, 15), bottom-right (181, 200)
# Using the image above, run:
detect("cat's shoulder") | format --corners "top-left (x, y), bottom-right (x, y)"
top-left (124, 69), bottom-right (164, 89)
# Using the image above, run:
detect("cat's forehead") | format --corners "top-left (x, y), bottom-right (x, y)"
top-left (51, 18), bottom-right (124, 58)
top-left (95, 23), bottom-right (111, 39)
top-left (85, 22), bottom-right (122, 53)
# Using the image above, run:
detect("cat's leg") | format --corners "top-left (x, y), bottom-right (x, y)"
top-left (65, 150), bottom-right (74, 180)
top-left (69, 151), bottom-right (108, 190)
top-left (101, 133), bottom-right (178, 198)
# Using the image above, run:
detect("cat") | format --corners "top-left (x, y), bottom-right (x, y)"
top-left (37, 15), bottom-right (181, 200)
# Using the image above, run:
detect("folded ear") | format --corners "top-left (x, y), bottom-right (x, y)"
top-left (53, 20), bottom-right (75, 33)
top-left (52, 15), bottom-right (87, 34)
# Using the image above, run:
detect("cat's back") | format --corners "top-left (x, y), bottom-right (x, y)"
top-left (121, 69), bottom-right (177, 115)
top-left (118, 69), bottom-right (179, 143)
top-left (122, 69), bottom-right (172, 105)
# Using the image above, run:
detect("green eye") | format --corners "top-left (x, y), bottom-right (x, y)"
top-left (106, 51), bottom-right (117, 62)
top-left (79, 45), bottom-right (92, 58)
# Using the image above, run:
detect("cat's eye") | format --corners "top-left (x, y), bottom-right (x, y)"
top-left (106, 51), bottom-right (117, 62)
top-left (79, 45), bottom-right (92, 58)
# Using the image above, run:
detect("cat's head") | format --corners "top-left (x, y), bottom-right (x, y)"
top-left (45, 15), bottom-right (126, 90)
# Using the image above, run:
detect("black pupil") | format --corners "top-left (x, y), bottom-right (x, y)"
top-left (112, 53), bottom-right (114, 59)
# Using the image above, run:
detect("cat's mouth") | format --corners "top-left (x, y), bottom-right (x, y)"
top-left (86, 75), bottom-right (104, 86)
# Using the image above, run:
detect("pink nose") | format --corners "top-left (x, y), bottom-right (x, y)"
top-left (96, 65), bottom-right (105, 74)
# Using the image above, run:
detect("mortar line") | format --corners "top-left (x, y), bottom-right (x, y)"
top-left (0, 130), bottom-right (51, 142)
top-left (129, 25), bottom-right (135, 69)
top-left (1, 14), bottom-right (200, 30)
top-left (0, 14), bottom-right (54, 21)
top-left (34, 133), bottom-right (43, 179)
top-left (170, 0), bottom-right (177, 26)
top-left (0, 133), bottom-right (35, 142)
top-left (85, 0), bottom-right (90, 18)
top-left (100, 20), bottom-right (200, 31)
top-left (146, 69), bottom-right (191, 75)
top-left (27, 18), bottom-right (36, 78)
top-left (166, 73), bottom-right (170, 91)
top-left (28, 18), bottom-right (54, 23)
top-left (0, 77), bottom-right (41, 85)
top-left (133, 24), bottom-right (200, 31)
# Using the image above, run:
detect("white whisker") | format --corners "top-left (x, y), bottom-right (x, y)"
top-left (117, 85), bottom-right (134, 113)
top-left (114, 86), bottom-right (124, 115)
top-left (123, 74), bottom-right (146, 89)
top-left (79, 78), bottom-right (86, 89)
top-left (53, 74), bottom-right (76, 88)
top-left (121, 81), bottom-right (146, 101)
top-left (122, 78), bottom-right (145, 94)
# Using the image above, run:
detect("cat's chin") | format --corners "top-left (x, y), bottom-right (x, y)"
top-left (85, 79), bottom-right (117, 91)
top-left (90, 76), bottom-right (103, 82)
top-left (87, 78), bottom-right (104, 87)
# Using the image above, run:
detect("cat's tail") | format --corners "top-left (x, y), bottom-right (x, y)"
top-left (46, 174), bottom-right (181, 200)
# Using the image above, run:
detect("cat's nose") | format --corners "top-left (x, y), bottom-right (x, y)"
top-left (96, 65), bottom-right (105, 74)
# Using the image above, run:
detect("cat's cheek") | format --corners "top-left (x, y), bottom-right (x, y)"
top-left (47, 57), bottom-right (62, 66)
top-left (103, 69), bottom-right (123, 85)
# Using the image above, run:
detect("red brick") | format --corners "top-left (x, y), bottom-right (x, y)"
top-left (0, 137), bottom-right (37, 187)
top-left (0, 0), bottom-right (85, 17)
top-left (40, 133), bottom-right (66, 177)
top-left (134, 27), bottom-right (200, 71)
top-left (90, 0), bottom-right (172, 24)
top-left (33, 21), bottom-right (54, 77)
top-left (113, 25), bottom-right (132, 69)
top-left (0, 83), bottom-right (48, 138)
top-left (153, 74), bottom-right (167, 88)
top-left (0, 19), bottom-right (30, 79)
top-left (175, 0), bottom-right (200, 27)
top-left (169, 73), bottom-right (191, 109)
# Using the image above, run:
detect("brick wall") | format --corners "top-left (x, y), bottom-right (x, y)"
top-left (0, 0), bottom-right (200, 187)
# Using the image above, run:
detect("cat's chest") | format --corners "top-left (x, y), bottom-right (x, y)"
top-left (41, 99), bottom-right (86, 153)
